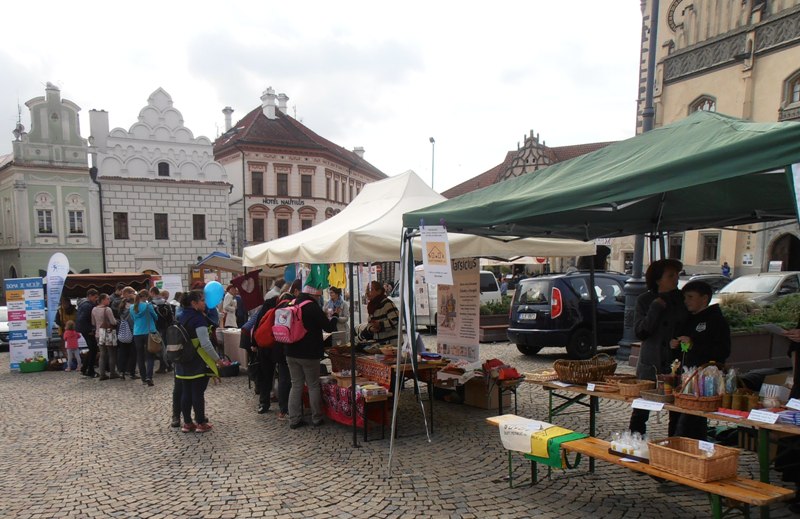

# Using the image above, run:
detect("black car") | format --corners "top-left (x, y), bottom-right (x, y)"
top-left (508, 271), bottom-right (629, 359)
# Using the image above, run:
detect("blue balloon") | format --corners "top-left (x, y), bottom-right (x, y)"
top-left (204, 281), bottom-right (224, 308)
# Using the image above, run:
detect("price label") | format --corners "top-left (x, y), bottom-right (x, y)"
top-left (747, 409), bottom-right (780, 424)
top-left (631, 398), bottom-right (664, 411)
top-left (787, 398), bottom-right (800, 411)
top-left (586, 383), bottom-right (596, 392)
top-left (550, 381), bottom-right (573, 388)
top-left (698, 441), bottom-right (715, 454)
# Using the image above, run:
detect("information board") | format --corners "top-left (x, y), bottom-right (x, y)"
top-left (4, 277), bottom-right (47, 370)
top-left (436, 258), bottom-right (479, 362)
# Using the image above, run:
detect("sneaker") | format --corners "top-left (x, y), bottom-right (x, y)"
top-left (181, 423), bottom-right (196, 433)
top-left (289, 421), bottom-right (306, 430)
top-left (170, 416), bottom-right (180, 428)
top-left (257, 404), bottom-right (269, 414)
top-left (98, 375), bottom-right (110, 381)
top-left (64, 368), bottom-right (72, 372)
top-left (146, 379), bottom-right (154, 387)
top-left (195, 423), bottom-right (213, 433)
top-left (277, 412), bottom-right (288, 421)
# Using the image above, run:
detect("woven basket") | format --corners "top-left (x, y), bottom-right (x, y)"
top-left (525, 370), bottom-right (559, 383)
top-left (674, 363), bottom-right (723, 412)
top-left (640, 388), bottom-right (674, 403)
top-left (603, 374), bottom-right (637, 385)
top-left (587, 381), bottom-right (619, 393)
top-left (553, 353), bottom-right (617, 384)
top-left (617, 379), bottom-right (655, 397)
top-left (648, 437), bottom-right (739, 482)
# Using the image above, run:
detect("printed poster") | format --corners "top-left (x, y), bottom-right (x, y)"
top-left (420, 225), bottom-right (453, 286)
top-left (5, 277), bottom-right (48, 370)
top-left (436, 258), bottom-right (480, 362)
top-left (46, 252), bottom-right (70, 338)
top-left (414, 269), bottom-right (430, 317)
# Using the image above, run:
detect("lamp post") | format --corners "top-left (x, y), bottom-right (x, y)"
top-left (429, 137), bottom-right (435, 190)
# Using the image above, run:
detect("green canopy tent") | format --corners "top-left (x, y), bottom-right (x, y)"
top-left (402, 112), bottom-right (800, 240)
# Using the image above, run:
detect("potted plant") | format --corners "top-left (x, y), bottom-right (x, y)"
top-left (479, 296), bottom-right (512, 342)
top-left (718, 293), bottom-right (799, 371)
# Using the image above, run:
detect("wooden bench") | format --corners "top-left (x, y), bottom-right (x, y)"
top-left (487, 415), bottom-right (793, 519)
top-left (479, 324), bottom-right (509, 342)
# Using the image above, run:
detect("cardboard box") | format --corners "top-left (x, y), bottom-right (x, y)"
top-left (463, 378), bottom-right (511, 410)
top-left (333, 374), bottom-right (370, 388)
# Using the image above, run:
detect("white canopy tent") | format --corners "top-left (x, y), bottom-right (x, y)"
top-left (242, 170), bottom-right (595, 266)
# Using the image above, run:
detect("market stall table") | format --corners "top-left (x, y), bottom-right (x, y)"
top-left (523, 379), bottom-right (800, 519)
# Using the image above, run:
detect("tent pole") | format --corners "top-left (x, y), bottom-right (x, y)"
top-left (348, 262), bottom-right (360, 448)
top-left (589, 260), bottom-right (598, 353)
top-left (387, 231), bottom-right (410, 477)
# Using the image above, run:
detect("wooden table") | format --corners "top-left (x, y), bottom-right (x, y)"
top-left (487, 414), bottom-right (794, 519)
top-left (524, 379), bottom-right (800, 518)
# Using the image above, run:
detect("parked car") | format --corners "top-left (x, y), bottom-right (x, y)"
top-left (0, 306), bottom-right (8, 352)
top-left (508, 271), bottom-right (629, 359)
top-left (711, 271), bottom-right (800, 305)
top-left (390, 268), bottom-right (502, 330)
top-left (677, 274), bottom-right (731, 293)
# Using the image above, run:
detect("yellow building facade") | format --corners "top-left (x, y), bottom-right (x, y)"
top-left (634, 0), bottom-right (800, 276)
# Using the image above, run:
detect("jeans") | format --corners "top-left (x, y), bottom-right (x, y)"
top-left (172, 375), bottom-right (181, 419)
top-left (98, 344), bottom-right (118, 378)
top-left (287, 356), bottom-right (322, 425)
top-left (258, 349), bottom-right (292, 413)
top-left (65, 349), bottom-right (82, 370)
top-left (117, 341), bottom-right (135, 376)
top-left (81, 333), bottom-right (98, 376)
top-left (180, 377), bottom-right (210, 424)
top-left (133, 334), bottom-right (155, 382)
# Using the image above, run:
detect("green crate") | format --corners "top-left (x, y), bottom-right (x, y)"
top-left (19, 360), bottom-right (47, 373)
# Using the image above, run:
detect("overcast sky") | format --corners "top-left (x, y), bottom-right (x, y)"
top-left (2, 1), bottom-right (643, 192)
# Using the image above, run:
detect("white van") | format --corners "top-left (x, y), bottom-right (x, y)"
top-left (391, 267), bottom-right (501, 330)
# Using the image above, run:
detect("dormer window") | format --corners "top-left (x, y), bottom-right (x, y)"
top-left (158, 162), bottom-right (170, 177)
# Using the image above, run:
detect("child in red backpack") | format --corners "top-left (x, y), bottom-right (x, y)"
top-left (63, 320), bottom-right (82, 372)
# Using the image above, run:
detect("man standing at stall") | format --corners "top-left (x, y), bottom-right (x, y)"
top-left (76, 289), bottom-right (99, 378)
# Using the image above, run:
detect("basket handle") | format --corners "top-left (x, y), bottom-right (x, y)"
top-left (592, 353), bottom-right (613, 362)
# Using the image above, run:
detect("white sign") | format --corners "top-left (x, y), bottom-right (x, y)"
top-left (747, 409), bottom-right (780, 424)
top-left (792, 162), bottom-right (800, 227)
top-left (768, 260), bottom-right (784, 272)
top-left (787, 398), bottom-right (800, 411)
top-left (46, 252), bottom-right (69, 337)
top-left (550, 381), bottom-right (574, 388)
top-left (631, 398), bottom-right (664, 411)
top-left (153, 274), bottom-right (183, 301)
top-left (437, 258), bottom-right (480, 362)
top-left (499, 418), bottom-right (552, 453)
top-left (586, 383), bottom-right (596, 392)
top-left (698, 440), bottom-right (716, 455)
top-left (420, 225), bottom-right (453, 286)
top-left (742, 252), bottom-right (753, 266)
top-left (414, 269), bottom-right (430, 317)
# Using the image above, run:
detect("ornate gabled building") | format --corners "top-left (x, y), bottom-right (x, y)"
top-left (638, 0), bottom-right (800, 275)
top-left (88, 88), bottom-right (231, 290)
top-left (0, 83), bottom-right (103, 299)
top-left (213, 87), bottom-right (386, 253)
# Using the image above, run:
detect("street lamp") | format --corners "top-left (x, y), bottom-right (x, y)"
top-left (216, 229), bottom-right (227, 252)
top-left (429, 137), bottom-right (435, 190)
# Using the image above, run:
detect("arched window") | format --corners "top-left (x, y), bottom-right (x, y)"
top-left (9, 265), bottom-right (17, 278)
top-left (689, 95), bottom-right (716, 114)
top-left (157, 162), bottom-right (170, 177)
top-left (780, 70), bottom-right (800, 121)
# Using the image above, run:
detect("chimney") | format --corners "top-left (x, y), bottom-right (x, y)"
top-left (88, 109), bottom-right (109, 151)
top-left (352, 146), bottom-right (365, 159)
top-left (222, 106), bottom-right (234, 131)
top-left (277, 93), bottom-right (289, 114)
top-left (260, 87), bottom-right (277, 119)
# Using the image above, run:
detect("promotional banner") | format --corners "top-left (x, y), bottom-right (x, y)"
top-left (420, 225), bottom-right (453, 286)
top-left (436, 258), bottom-right (480, 362)
top-left (150, 274), bottom-right (183, 301)
top-left (46, 252), bottom-right (70, 338)
top-left (5, 277), bottom-right (48, 370)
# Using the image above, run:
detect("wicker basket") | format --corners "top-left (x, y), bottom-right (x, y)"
top-left (617, 378), bottom-right (656, 397)
top-left (648, 437), bottom-right (740, 482)
top-left (525, 370), bottom-right (559, 383)
top-left (640, 388), bottom-right (674, 403)
top-left (603, 374), bottom-right (637, 385)
top-left (674, 363), bottom-right (723, 412)
top-left (553, 353), bottom-right (617, 384)
top-left (587, 381), bottom-right (619, 393)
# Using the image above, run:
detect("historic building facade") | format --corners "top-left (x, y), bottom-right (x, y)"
top-left (213, 87), bottom-right (386, 254)
top-left (0, 83), bottom-right (103, 299)
top-left (637, 0), bottom-right (800, 275)
top-left (88, 88), bottom-right (231, 290)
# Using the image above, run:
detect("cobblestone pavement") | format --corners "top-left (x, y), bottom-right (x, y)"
top-left (0, 339), bottom-right (796, 519)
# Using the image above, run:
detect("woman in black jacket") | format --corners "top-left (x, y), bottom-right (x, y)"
top-left (284, 285), bottom-right (337, 430)
top-left (629, 259), bottom-right (687, 435)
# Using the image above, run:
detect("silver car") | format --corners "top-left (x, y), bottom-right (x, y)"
top-left (712, 271), bottom-right (800, 305)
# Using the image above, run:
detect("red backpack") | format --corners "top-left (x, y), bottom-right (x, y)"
top-left (253, 307), bottom-right (278, 348)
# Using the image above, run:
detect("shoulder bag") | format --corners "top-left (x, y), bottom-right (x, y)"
top-left (146, 306), bottom-right (163, 354)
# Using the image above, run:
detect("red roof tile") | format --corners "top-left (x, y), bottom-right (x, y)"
top-left (214, 107), bottom-right (386, 180)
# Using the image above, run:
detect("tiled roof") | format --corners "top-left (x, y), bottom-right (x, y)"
top-left (441, 151), bottom-right (516, 199)
top-left (214, 107), bottom-right (386, 180)
top-left (441, 141), bottom-right (616, 199)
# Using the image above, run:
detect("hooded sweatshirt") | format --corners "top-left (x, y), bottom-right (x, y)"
top-left (674, 303), bottom-right (731, 368)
